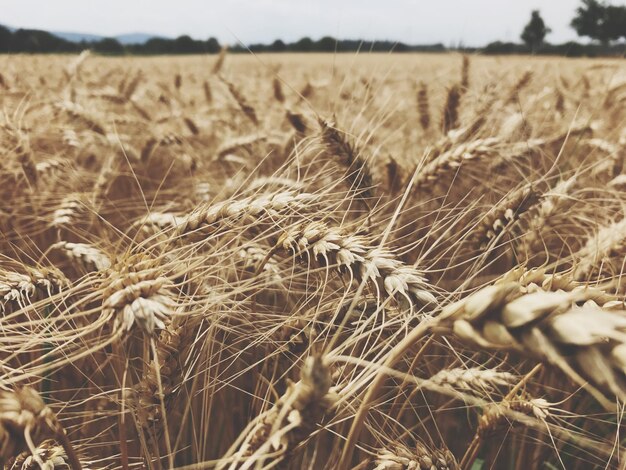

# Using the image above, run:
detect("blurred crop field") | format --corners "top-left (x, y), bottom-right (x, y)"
top-left (0, 51), bottom-right (625, 469)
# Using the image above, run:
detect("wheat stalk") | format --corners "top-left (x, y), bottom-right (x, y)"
top-left (440, 281), bottom-right (626, 406)
top-left (103, 269), bottom-right (177, 336)
top-left (278, 221), bottom-right (437, 308)
top-left (0, 268), bottom-right (68, 314)
top-left (217, 134), bottom-right (267, 159)
top-left (441, 85), bottom-right (461, 134)
top-left (428, 367), bottom-right (515, 395)
top-left (471, 183), bottom-right (540, 250)
top-left (221, 77), bottom-right (259, 125)
top-left (374, 441), bottom-right (458, 470)
top-left (461, 55), bottom-right (470, 91)
top-left (505, 70), bottom-right (533, 104)
top-left (417, 82), bottom-right (430, 131)
top-left (223, 356), bottom-right (336, 469)
top-left (273, 77), bottom-right (285, 103)
top-left (6, 439), bottom-right (91, 470)
top-left (0, 387), bottom-right (82, 469)
top-left (51, 242), bottom-right (111, 272)
top-left (415, 137), bottom-right (501, 191)
top-left (573, 217), bottom-right (626, 282)
top-left (57, 101), bottom-right (106, 136)
top-left (176, 191), bottom-right (314, 237)
top-left (318, 118), bottom-right (375, 201)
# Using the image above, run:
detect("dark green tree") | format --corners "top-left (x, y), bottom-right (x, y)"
top-left (521, 10), bottom-right (551, 52)
top-left (571, 0), bottom-right (625, 44)
top-left (605, 4), bottom-right (626, 40)
top-left (205, 37), bottom-right (221, 54)
top-left (174, 35), bottom-right (206, 54)
top-left (143, 37), bottom-right (174, 54)
top-left (290, 37), bottom-right (313, 52)
top-left (269, 39), bottom-right (286, 52)
top-left (0, 25), bottom-right (12, 53)
top-left (93, 38), bottom-right (124, 54)
top-left (10, 29), bottom-right (77, 53)
top-left (317, 36), bottom-right (336, 52)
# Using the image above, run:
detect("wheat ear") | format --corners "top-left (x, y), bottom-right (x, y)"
top-left (278, 221), bottom-right (437, 308)
top-left (0, 387), bottom-right (82, 469)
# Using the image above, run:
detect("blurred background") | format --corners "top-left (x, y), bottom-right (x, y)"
top-left (1, 0), bottom-right (625, 56)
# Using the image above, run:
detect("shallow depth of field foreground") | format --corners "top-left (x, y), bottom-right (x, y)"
top-left (0, 52), bottom-right (625, 469)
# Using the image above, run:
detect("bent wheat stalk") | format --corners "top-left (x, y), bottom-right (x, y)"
top-left (176, 191), bottom-right (315, 237)
top-left (221, 356), bottom-right (336, 470)
top-left (374, 441), bottom-right (458, 470)
top-left (0, 387), bottom-right (82, 470)
top-left (277, 221), bottom-right (437, 309)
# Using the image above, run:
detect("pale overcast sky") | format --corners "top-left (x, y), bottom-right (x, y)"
top-left (0, 0), bottom-right (611, 46)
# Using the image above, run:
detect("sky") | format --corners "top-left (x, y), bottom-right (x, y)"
top-left (0, 0), bottom-right (604, 46)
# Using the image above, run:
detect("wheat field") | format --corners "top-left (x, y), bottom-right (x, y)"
top-left (0, 51), bottom-right (625, 469)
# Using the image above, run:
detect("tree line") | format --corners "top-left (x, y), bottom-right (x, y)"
top-left (0, 26), bottom-right (223, 54)
top-left (0, 0), bottom-right (624, 56)
top-left (0, 25), bottom-right (446, 55)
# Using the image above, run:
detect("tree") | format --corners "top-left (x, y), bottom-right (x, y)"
top-left (93, 38), bottom-right (124, 54)
top-left (317, 36), bottom-right (336, 52)
top-left (269, 39), bottom-right (286, 52)
top-left (521, 10), bottom-right (551, 52)
top-left (143, 37), bottom-right (174, 54)
top-left (0, 25), bottom-right (12, 53)
top-left (11, 29), bottom-right (77, 53)
top-left (173, 35), bottom-right (201, 54)
top-left (605, 4), bottom-right (626, 41)
top-left (205, 37), bottom-right (221, 54)
top-left (571, 0), bottom-right (626, 44)
top-left (290, 37), bottom-right (313, 52)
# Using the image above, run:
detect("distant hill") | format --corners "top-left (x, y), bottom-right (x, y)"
top-left (50, 31), bottom-right (104, 43)
top-left (2, 24), bottom-right (165, 45)
top-left (51, 31), bottom-right (164, 44)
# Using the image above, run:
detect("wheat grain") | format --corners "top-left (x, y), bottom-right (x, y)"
top-left (374, 441), bottom-right (458, 470)
top-left (278, 221), bottom-right (437, 307)
top-left (177, 191), bottom-right (314, 237)
top-left (103, 270), bottom-right (177, 335)
top-left (441, 85), bottom-right (461, 134)
top-left (441, 282), bottom-right (626, 404)
top-left (50, 241), bottom-right (111, 272)
top-left (225, 356), bottom-right (336, 469)
top-left (573, 217), bottom-right (626, 281)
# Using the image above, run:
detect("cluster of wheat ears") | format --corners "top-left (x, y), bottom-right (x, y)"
top-left (0, 49), bottom-right (624, 469)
